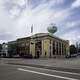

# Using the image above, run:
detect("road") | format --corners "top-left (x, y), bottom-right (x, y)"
top-left (0, 62), bottom-right (80, 80)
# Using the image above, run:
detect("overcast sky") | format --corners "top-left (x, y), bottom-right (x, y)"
top-left (0, 0), bottom-right (80, 44)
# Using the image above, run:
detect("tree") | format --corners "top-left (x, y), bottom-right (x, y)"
top-left (69, 45), bottom-right (77, 54)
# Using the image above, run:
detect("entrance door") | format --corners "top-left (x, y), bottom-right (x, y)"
top-left (35, 40), bottom-right (42, 58)
top-left (53, 41), bottom-right (55, 55)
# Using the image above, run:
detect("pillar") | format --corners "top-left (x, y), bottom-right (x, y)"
top-left (30, 39), bottom-right (35, 58)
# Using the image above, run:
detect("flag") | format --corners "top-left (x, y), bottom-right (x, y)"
top-left (31, 24), bottom-right (33, 33)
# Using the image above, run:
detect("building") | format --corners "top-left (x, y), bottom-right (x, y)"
top-left (0, 44), bottom-right (2, 56)
top-left (17, 33), bottom-right (70, 58)
top-left (17, 37), bottom-right (31, 58)
top-left (8, 41), bottom-right (17, 57)
top-left (1, 43), bottom-right (8, 57)
top-left (1, 41), bottom-right (17, 57)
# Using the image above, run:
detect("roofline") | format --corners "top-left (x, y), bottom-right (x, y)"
top-left (16, 33), bottom-right (69, 43)
top-left (31, 33), bottom-right (68, 43)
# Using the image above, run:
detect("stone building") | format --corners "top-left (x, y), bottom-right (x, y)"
top-left (17, 37), bottom-right (31, 57)
top-left (17, 33), bottom-right (69, 58)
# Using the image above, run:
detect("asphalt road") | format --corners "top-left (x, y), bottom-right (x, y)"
top-left (0, 63), bottom-right (80, 80)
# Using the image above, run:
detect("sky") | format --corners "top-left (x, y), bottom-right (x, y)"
top-left (0, 0), bottom-right (80, 44)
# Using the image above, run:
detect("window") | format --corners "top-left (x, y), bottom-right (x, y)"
top-left (56, 42), bottom-right (58, 55)
top-left (53, 41), bottom-right (55, 55)
top-left (59, 42), bottom-right (61, 55)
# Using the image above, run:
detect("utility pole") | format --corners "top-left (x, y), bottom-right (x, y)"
top-left (76, 41), bottom-right (78, 54)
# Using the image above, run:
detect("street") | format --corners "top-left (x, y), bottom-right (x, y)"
top-left (0, 61), bottom-right (80, 80)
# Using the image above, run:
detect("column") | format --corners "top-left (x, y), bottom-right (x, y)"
top-left (30, 39), bottom-right (35, 58)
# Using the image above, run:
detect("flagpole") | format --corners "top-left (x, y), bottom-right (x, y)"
top-left (31, 24), bottom-right (33, 36)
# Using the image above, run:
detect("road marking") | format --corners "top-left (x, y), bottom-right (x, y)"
top-left (18, 65), bottom-right (80, 76)
top-left (18, 68), bottom-right (78, 80)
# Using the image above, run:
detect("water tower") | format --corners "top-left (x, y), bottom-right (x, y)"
top-left (47, 23), bottom-right (57, 34)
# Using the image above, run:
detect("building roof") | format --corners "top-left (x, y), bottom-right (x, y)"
top-left (31, 33), bottom-right (69, 43)
top-left (17, 37), bottom-right (31, 41)
top-left (8, 41), bottom-right (16, 44)
top-left (17, 33), bottom-right (69, 43)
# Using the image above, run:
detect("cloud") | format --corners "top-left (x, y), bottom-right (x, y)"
top-left (56, 19), bottom-right (80, 44)
top-left (15, 0), bottom-right (69, 37)
top-left (12, 0), bottom-right (26, 6)
top-left (57, 20), bottom-right (80, 34)
top-left (61, 30), bottom-right (80, 44)
top-left (0, 33), bottom-right (13, 40)
top-left (71, 0), bottom-right (80, 8)
top-left (9, 6), bottom-right (21, 18)
top-left (0, 0), bottom-right (80, 45)
top-left (4, 0), bottom-right (26, 18)
top-left (0, 0), bottom-right (17, 43)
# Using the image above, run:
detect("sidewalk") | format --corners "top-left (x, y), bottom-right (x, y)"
top-left (1, 57), bottom-right (80, 73)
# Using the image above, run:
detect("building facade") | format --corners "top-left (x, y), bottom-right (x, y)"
top-left (1, 43), bottom-right (8, 57)
top-left (17, 37), bottom-right (31, 57)
top-left (17, 33), bottom-right (70, 58)
top-left (8, 41), bottom-right (17, 57)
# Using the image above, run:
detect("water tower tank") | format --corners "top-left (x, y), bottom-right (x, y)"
top-left (47, 24), bottom-right (57, 34)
